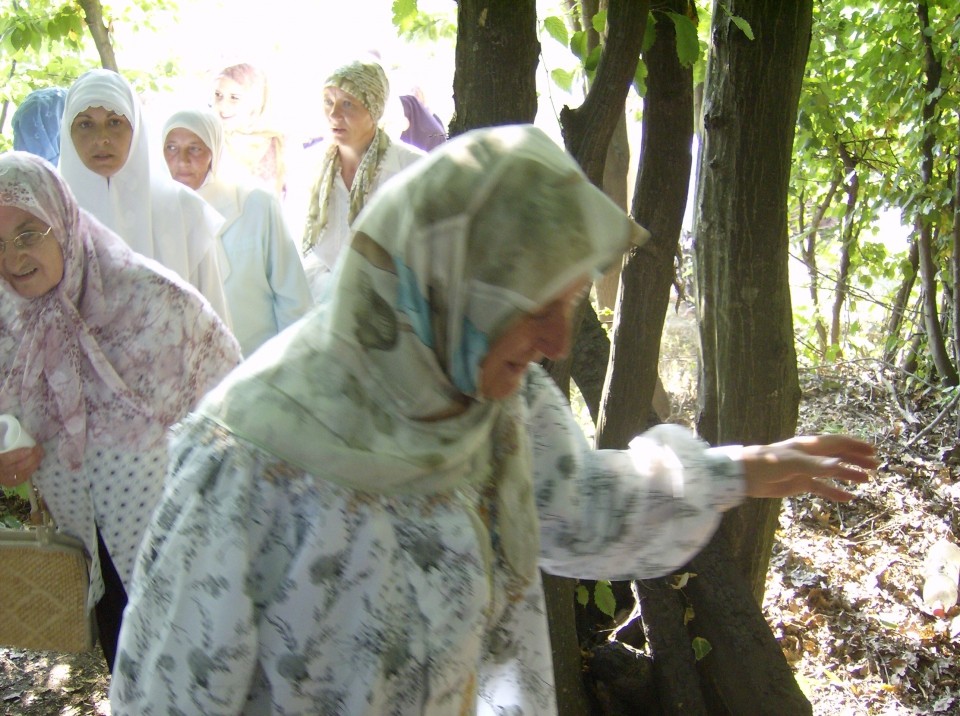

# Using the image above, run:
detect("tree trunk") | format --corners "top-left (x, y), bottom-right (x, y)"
top-left (693, 0), bottom-right (808, 600)
top-left (449, 0), bottom-right (539, 137)
top-left (953, 131), bottom-right (960, 370)
top-left (914, 0), bottom-right (959, 386)
top-left (595, 115), bottom-right (632, 314)
top-left (75, 0), bottom-right (118, 71)
top-left (828, 144), bottom-right (860, 351)
top-left (800, 176), bottom-right (841, 355)
top-left (596, 1), bottom-right (693, 452)
top-left (883, 239), bottom-right (919, 367)
top-left (685, 536), bottom-right (812, 714)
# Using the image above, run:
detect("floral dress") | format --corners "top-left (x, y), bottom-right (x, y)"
top-left (109, 366), bottom-right (744, 716)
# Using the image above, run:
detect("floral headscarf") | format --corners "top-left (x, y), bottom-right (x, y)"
top-left (0, 152), bottom-right (240, 470)
top-left (200, 125), bottom-right (647, 592)
top-left (302, 58), bottom-right (392, 254)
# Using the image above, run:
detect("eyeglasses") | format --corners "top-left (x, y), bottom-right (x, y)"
top-left (0, 226), bottom-right (53, 254)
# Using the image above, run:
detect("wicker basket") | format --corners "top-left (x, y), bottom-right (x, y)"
top-left (0, 492), bottom-right (94, 653)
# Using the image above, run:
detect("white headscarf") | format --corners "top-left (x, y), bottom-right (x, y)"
top-left (59, 69), bottom-right (221, 284)
top-left (162, 108), bottom-right (241, 225)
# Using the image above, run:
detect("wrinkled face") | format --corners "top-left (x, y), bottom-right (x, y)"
top-left (164, 128), bottom-right (213, 191)
top-left (323, 86), bottom-right (377, 154)
top-left (478, 277), bottom-right (590, 400)
top-left (0, 205), bottom-right (65, 299)
top-left (213, 76), bottom-right (260, 128)
top-left (70, 106), bottom-right (134, 179)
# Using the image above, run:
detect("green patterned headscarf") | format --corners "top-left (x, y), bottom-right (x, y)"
top-left (302, 59), bottom-right (392, 254)
top-left (324, 59), bottom-right (389, 122)
top-left (203, 125), bottom-right (648, 594)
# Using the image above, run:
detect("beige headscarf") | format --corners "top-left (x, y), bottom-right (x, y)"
top-left (203, 125), bottom-right (648, 594)
top-left (302, 59), bottom-right (392, 254)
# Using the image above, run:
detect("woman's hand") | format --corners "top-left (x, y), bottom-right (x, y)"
top-left (741, 435), bottom-right (878, 502)
top-left (0, 446), bottom-right (44, 488)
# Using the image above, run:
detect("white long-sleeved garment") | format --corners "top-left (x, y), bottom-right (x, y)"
top-left (109, 365), bottom-right (743, 715)
top-left (201, 182), bottom-right (311, 356)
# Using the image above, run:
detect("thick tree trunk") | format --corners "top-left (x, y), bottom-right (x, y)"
top-left (449, 0), bottom-right (539, 136)
top-left (685, 537), bottom-right (812, 715)
top-left (75, 0), bottom-right (118, 71)
top-left (693, 0), bottom-right (808, 600)
top-left (595, 0), bottom-right (693, 452)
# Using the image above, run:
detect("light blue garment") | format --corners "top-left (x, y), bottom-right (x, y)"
top-left (12, 88), bottom-right (68, 166)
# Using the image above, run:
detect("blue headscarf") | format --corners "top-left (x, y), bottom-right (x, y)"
top-left (12, 88), bottom-right (68, 166)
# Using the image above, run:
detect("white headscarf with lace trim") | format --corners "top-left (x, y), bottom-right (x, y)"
top-left (59, 69), bottom-right (221, 284)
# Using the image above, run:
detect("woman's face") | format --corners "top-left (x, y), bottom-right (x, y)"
top-left (323, 86), bottom-right (377, 154)
top-left (70, 106), bottom-right (133, 178)
top-left (163, 128), bottom-right (213, 191)
top-left (0, 205), bottom-right (65, 299)
top-left (213, 76), bottom-right (260, 128)
top-left (478, 277), bottom-right (591, 400)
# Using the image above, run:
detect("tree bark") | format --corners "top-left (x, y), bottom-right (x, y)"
top-left (449, 0), bottom-right (539, 137)
top-left (693, 0), bottom-right (809, 600)
top-left (914, 0), bottom-right (958, 385)
top-left (75, 0), bottom-right (118, 71)
top-left (596, 0), bottom-right (693, 452)
top-left (799, 175), bottom-right (841, 355)
top-left (828, 143), bottom-right (860, 351)
top-left (550, 0), bottom-right (650, 396)
top-left (686, 537), bottom-right (812, 715)
top-left (884, 240), bottom-right (920, 367)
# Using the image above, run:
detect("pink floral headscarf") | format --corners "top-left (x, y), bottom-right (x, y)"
top-left (0, 152), bottom-right (240, 470)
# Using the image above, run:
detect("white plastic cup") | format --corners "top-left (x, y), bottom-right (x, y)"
top-left (0, 415), bottom-right (36, 453)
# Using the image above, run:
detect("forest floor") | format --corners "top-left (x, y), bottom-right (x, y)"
top-left (1, 305), bottom-right (959, 715)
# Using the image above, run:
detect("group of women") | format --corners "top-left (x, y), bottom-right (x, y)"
top-left (1, 59), bottom-right (880, 715)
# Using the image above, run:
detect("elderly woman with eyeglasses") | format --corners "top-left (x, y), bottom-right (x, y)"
top-left (0, 152), bottom-right (241, 670)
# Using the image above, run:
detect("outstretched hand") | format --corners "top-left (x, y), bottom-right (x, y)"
top-left (741, 434), bottom-right (878, 502)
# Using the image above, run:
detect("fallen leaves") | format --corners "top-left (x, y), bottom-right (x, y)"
top-left (766, 365), bottom-right (960, 715)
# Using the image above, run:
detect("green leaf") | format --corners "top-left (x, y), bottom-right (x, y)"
top-left (543, 15), bottom-right (568, 47)
top-left (550, 67), bottom-right (576, 93)
top-left (595, 580), bottom-right (616, 618)
top-left (692, 636), bottom-right (712, 661)
top-left (730, 15), bottom-right (754, 40)
top-left (719, 3), bottom-right (755, 40)
top-left (584, 45), bottom-right (602, 72)
top-left (392, 0), bottom-right (418, 22)
top-left (591, 10), bottom-right (607, 35)
top-left (632, 58), bottom-right (648, 97)
top-left (391, 0), bottom-right (418, 31)
top-left (570, 29), bottom-right (587, 60)
top-left (666, 12), bottom-right (699, 66)
top-left (641, 14), bottom-right (657, 53)
top-left (576, 584), bottom-right (589, 607)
